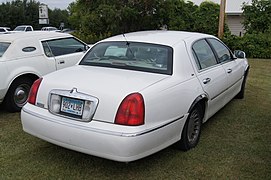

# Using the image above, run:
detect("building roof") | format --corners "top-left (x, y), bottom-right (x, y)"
top-left (188, 0), bottom-right (252, 14)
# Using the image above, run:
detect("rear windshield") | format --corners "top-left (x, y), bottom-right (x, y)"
top-left (0, 42), bottom-right (10, 57)
top-left (79, 41), bottom-right (173, 75)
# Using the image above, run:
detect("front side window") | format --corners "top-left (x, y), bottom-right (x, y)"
top-left (43, 38), bottom-right (87, 57)
top-left (0, 42), bottom-right (11, 57)
top-left (14, 27), bottom-right (25, 31)
top-left (192, 39), bottom-right (218, 70)
top-left (79, 42), bottom-right (173, 75)
top-left (208, 39), bottom-right (232, 63)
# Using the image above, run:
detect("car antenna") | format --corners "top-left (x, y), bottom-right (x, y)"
top-left (122, 33), bottom-right (130, 46)
top-left (123, 33), bottom-right (134, 58)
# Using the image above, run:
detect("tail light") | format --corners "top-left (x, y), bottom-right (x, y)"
top-left (28, 78), bottom-right (42, 105)
top-left (115, 93), bottom-right (145, 126)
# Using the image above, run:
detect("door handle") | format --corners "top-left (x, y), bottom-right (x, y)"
top-left (227, 69), bottom-right (232, 73)
top-left (203, 78), bottom-right (211, 84)
top-left (59, 60), bottom-right (65, 64)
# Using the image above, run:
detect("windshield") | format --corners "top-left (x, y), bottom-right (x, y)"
top-left (0, 42), bottom-right (10, 57)
top-left (79, 42), bottom-right (173, 75)
top-left (14, 26), bottom-right (25, 31)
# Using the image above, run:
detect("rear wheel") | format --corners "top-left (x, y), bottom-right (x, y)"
top-left (4, 77), bottom-right (33, 112)
top-left (178, 104), bottom-right (203, 151)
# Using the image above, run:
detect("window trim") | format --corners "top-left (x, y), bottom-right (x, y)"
top-left (79, 41), bottom-right (174, 75)
top-left (41, 37), bottom-right (87, 57)
top-left (191, 38), bottom-right (236, 72)
top-left (206, 38), bottom-right (236, 64)
top-left (192, 38), bottom-right (219, 71)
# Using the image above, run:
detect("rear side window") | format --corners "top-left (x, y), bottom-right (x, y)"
top-left (192, 39), bottom-right (218, 70)
top-left (0, 42), bottom-right (10, 57)
top-left (80, 41), bottom-right (173, 75)
top-left (43, 38), bottom-right (86, 57)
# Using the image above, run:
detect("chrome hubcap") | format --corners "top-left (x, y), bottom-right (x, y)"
top-left (14, 84), bottom-right (30, 107)
top-left (187, 109), bottom-right (201, 143)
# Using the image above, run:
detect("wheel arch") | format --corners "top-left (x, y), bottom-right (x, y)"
top-left (6, 73), bottom-right (40, 95)
top-left (188, 94), bottom-right (208, 121)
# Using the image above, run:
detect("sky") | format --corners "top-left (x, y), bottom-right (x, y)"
top-left (0, 0), bottom-right (76, 9)
top-left (0, 0), bottom-right (252, 12)
top-left (188, 0), bottom-right (252, 13)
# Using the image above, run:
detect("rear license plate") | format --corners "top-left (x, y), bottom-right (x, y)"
top-left (60, 97), bottom-right (84, 118)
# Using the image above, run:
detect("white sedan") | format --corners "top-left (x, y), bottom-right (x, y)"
top-left (0, 31), bottom-right (88, 112)
top-left (21, 31), bottom-right (249, 162)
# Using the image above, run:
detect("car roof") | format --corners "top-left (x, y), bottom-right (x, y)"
top-left (103, 30), bottom-right (214, 46)
top-left (0, 31), bottom-right (72, 42)
top-left (42, 27), bottom-right (57, 29)
top-left (16, 25), bottom-right (31, 27)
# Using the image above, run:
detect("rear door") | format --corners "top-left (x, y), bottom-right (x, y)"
top-left (42, 37), bottom-right (87, 70)
top-left (192, 39), bottom-right (228, 118)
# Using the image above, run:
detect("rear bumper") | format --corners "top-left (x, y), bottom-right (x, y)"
top-left (21, 103), bottom-right (187, 162)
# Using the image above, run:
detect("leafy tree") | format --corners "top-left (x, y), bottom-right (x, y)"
top-left (193, 1), bottom-right (221, 36)
top-left (242, 0), bottom-right (271, 34)
top-left (68, 0), bottom-right (229, 43)
top-left (49, 8), bottom-right (70, 29)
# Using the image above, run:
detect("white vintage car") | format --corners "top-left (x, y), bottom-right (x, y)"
top-left (0, 31), bottom-right (88, 112)
top-left (21, 31), bottom-right (249, 162)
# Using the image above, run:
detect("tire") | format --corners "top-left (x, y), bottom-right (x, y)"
top-left (178, 104), bottom-right (203, 151)
top-left (235, 70), bottom-right (249, 99)
top-left (4, 77), bottom-right (33, 112)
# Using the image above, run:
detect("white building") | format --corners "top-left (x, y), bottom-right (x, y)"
top-left (188, 0), bottom-right (252, 36)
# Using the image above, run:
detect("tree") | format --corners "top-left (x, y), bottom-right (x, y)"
top-left (242, 0), bottom-right (271, 34)
top-left (49, 8), bottom-right (70, 29)
top-left (69, 0), bottom-right (229, 43)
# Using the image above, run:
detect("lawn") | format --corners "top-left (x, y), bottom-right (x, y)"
top-left (1, 59), bottom-right (270, 179)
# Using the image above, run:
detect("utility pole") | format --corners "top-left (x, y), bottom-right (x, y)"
top-left (218, 0), bottom-right (226, 39)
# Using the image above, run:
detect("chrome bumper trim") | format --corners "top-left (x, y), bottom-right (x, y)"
top-left (22, 106), bottom-right (185, 137)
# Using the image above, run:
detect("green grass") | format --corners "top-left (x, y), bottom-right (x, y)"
top-left (1, 59), bottom-right (270, 179)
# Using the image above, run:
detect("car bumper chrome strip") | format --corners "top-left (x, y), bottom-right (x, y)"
top-left (22, 106), bottom-right (185, 137)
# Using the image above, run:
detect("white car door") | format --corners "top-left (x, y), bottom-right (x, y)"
top-left (54, 52), bottom-right (85, 70)
top-left (192, 39), bottom-right (228, 119)
top-left (43, 37), bottom-right (87, 70)
top-left (207, 39), bottom-right (244, 101)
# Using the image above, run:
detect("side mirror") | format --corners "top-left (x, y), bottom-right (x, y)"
top-left (234, 50), bottom-right (246, 59)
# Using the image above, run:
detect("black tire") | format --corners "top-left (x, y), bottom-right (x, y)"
top-left (235, 70), bottom-right (249, 99)
top-left (4, 77), bottom-right (33, 112)
top-left (178, 104), bottom-right (203, 151)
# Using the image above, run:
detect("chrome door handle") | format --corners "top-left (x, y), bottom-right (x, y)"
top-left (59, 60), bottom-right (65, 64)
top-left (227, 69), bottom-right (232, 73)
top-left (203, 78), bottom-right (211, 84)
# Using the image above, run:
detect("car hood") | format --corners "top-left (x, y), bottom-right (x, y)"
top-left (38, 65), bottom-right (169, 123)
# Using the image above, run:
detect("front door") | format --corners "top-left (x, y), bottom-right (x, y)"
top-left (207, 38), bottom-right (244, 101)
top-left (42, 37), bottom-right (87, 70)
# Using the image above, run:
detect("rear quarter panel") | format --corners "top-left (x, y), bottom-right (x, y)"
top-left (140, 41), bottom-right (204, 129)
top-left (0, 60), bottom-right (8, 102)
